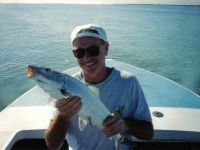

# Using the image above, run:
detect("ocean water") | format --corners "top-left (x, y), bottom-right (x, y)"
top-left (0, 4), bottom-right (200, 111)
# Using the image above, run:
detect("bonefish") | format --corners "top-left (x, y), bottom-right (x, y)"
top-left (26, 65), bottom-right (122, 141)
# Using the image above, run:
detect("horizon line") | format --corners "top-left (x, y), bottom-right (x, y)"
top-left (0, 2), bottom-right (200, 6)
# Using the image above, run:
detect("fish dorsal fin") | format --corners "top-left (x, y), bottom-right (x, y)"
top-left (88, 86), bottom-right (100, 97)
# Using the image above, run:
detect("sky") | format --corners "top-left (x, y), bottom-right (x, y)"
top-left (0, 0), bottom-right (200, 5)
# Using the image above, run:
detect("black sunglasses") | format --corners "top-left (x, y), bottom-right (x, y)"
top-left (72, 45), bottom-right (101, 59)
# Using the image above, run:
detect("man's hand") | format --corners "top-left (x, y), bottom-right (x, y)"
top-left (103, 113), bottom-right (126, 137)
top-left (45, 96), bottom-right (82, 150)
top-left (55, 96), bottom-right (82, 118)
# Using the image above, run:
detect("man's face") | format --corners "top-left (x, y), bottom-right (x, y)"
top-left (72, 37), bottom-right (108, 78)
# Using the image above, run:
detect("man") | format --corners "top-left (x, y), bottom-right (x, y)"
top-left (45, 24), bottom-right (153, 150)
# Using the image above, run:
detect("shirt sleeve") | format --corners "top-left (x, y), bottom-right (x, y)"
top-left (131, 76), bottom-right (152, 122)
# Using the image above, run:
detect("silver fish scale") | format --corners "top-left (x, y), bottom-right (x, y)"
top-left (64, 75), bottom-right (110, 129)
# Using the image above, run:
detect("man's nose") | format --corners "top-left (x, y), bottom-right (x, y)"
top-left (82, 51), bottom-right (91, 60)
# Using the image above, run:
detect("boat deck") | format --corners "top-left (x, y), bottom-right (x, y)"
top-left (0, 59), bottom-right (200, 149)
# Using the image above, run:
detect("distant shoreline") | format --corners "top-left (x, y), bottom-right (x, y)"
top-left (0, 3), bottom-right (200, 6)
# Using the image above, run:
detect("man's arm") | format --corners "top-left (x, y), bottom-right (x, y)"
top-left (124, 118), bottom-right (153, 140)
top-left (45, 96), bottom-right (82, 149)
top-left (103, 114), bottom-right (153, 140)
top-left (45, 113), bottom-right (70, 149)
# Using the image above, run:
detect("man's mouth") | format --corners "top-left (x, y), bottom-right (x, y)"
top-left (85, 61), bottom-right (96, 66)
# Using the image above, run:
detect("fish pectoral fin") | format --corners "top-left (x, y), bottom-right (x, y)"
top-left (78, 117), bottom-right (88, 131)
top-left (60, 88), bottom-right (70, 97)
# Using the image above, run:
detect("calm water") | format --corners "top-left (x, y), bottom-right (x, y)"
top-left (0, 4), bottom-right (200, 111)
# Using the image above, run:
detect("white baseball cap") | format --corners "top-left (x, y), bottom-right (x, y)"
top-left (71, 24), bottom-right (108, 44)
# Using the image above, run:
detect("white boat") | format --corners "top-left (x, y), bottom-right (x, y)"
top-left (0, 59), bottom-right (200, 149)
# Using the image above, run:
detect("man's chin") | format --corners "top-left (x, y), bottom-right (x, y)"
top-left (83, 64), bottom-right (96, 71)
top-left (84, 68), bottom-right (96, 74)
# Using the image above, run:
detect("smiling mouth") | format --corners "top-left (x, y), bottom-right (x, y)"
top-left (85, 59), bottom-right (97, 66)
top-left (86, 62), bottom-right (95, 66)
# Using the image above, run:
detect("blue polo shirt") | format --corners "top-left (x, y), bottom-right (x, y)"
top-left (66, 68), bottom-right (152, 150)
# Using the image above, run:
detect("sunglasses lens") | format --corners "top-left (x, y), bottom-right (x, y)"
top-left (73, 48), bottom-right (85, 59)
top-left (73, 45), bottom-right (100, 59)
top-left (87, 46), bottom-right (100, 57)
